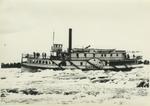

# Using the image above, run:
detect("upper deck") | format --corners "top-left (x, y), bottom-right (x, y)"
top-left (69, 48), bottom-right (127, 61)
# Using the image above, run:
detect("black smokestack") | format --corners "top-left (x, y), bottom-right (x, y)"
top-left (68, 28), bottom-right (72, 54)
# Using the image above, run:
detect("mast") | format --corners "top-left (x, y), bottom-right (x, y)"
top-left (53, 31), bottom-right (55, 45)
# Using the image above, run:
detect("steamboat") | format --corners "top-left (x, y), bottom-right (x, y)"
top-left (21, 28), bottom-right (144, 71)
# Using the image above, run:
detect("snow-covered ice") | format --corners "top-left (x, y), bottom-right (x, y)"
top-left (0, 66), bottom-right (150, 106)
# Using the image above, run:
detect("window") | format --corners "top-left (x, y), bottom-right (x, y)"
top-left (49, 61), bottom-right (51, 64)
top-left (93, 54), bottom-right (95, 57)
top-left (101, 54), bottom-right (103, 57)
top-left (36, 60), bottom-right (38, 63)
top-left (110, 54), bottom-right (112, 57)
top-left (80, 62), bottom-right (83, 66)
top-left (39, 60), bottom-right (41, 64)
top-left (104, 54), bottom-right (106, 57)
top-left (46, 61), bottom-right (48, 64)
top-left (116, 54), bottom-right (118, 56)
top-left (76, 53), bottom-right (79, 58)
top-left (84, 53), bottom-right (86, 57)
top-left (42, 61), bottom-right (45, 64)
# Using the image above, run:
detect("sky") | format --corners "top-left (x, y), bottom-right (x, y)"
top-left (0, 0), bottom-right (150, 63)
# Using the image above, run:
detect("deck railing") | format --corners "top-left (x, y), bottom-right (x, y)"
top-left (22, 54), bottom-right (50, 59)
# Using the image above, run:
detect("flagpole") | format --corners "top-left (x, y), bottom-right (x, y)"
top-left (53, 31), bottom-right (55, 45)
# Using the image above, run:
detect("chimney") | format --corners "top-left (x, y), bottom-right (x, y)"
top-left (68, 28), bottom-right (72, 54)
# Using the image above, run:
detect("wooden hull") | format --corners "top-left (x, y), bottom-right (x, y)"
top-left (21, 62), bottom-right (143, 71)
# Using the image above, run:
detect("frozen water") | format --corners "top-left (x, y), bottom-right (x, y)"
top-left (0, 66), bottom-right (150, 105)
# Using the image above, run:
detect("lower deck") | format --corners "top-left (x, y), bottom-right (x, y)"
top-left (21, 58), bottom-right (143, 71)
